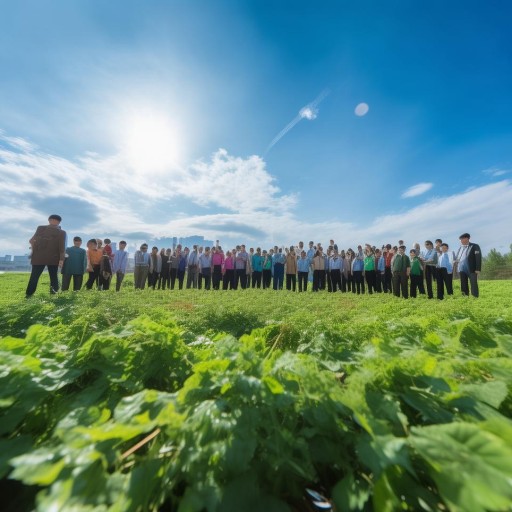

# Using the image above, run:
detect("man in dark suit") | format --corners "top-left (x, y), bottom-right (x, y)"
top-left (455, 233), bottom-right (481, 298)
top-left (26, 214), bottom-right (66, 297)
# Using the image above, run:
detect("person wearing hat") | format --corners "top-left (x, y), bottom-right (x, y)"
top-left (26, 214), bottom-right (66, 297)
top-left (454, 233), bottom-right (482, 298)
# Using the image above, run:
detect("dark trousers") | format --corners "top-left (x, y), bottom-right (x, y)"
top-left (286, 274), bottom-right (296, 291)
top-left (460, 271), bottom-right (479, 298)
top-left (26, 264), bottom-right (59, 296)
top-left (424, 265), bottom-right (436, 298)
top-left (170, 268), bottom-right (178, 289)
top-left (201, 269), bottom-right (211, 290)
top-left (223, 269), bottom-right (235, 289)
top-left (148, 271), bottom-right (159, 289)
top-left (313, 269), bottom-right (325, 291)
top-left (212, 265), bottom-right (222, 290)
top-left (99, 272), bottom-right (111, 291)
top-left (252, 271), bottom-right (262, 288)
top-left (273, 264), bottom-right (284, 290)
top-left (246, 272), bottom-right (251, 288)
top-left (86, 265), bottom-right (100, 290)
top-left (375, 272), bottom-right (383, 293)
top-left (298, 271), bottom-right (308, 292)
top-left (61, 273), bottom-right (83, 292)
top-left (115, 271), bottom-right (125, 292)
top-left (383, 267), bottom-right (393, 293)
top-left (353, 271), bottom-right (365, 294)
top-left (393, 271), bottom-right (409, 298)
top-left (436, 268), bottom-right (453, 300)
top-left (159, 271), bottom-right (170, 289)
top-left (330, 269), bottom-right (342, 292)
top-left (326, 271), bottom-right (332, 292)
top-left (262, 269), bottom-right (272, 289)
top-left (365, 270), bottom-right (376, 294)
top-left (346, 273), bottom-right (355, 293)
top-left (410, 274), bottom-right (423, 298)
top-left (235, 269), bottom-right (247, 289)
top-left (177, 269), bottom-right (185, 290)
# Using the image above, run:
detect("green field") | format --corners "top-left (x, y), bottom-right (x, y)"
top-left (1, 273), bottom-right (511, 512)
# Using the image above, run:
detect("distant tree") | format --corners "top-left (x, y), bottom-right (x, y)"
top-left (481, 245), bottom-right (512, 279)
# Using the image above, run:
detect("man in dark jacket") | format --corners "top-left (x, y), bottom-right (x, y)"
top-left (25, 214), bottom-right (66, 297)
top-left (455, 233), bottom-right (482, 298)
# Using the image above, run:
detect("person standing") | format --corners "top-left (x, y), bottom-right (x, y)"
top-left (421, 240), bottom-right (438, 299)
top-left (272, 247), bottom-right (286, 290)
top-left (363, 247), bottom-right (376, 294)
top-left (262, 250), bottom-right (272, 289)
top-left (61, 236), bottom-right (87, 292)
top-left (382, 244), bottom-right (393, 293)
top-left (211, 243), bottom-right (224, 290)
top-left (436, 243), bottom-right (454, 300)
top-left (311, 250), bottom-right (325, 292)
top-left (329, 249), bottom-right (343, 292)
top-left (285, 247), bottom-right (297, 291)
top-left (455, 233), bottom-right (482, 298)
top-left (186, 245), bottom-right (199, 289)
top-left (351, 247), bottom-right (365, 295)
top-left (85, 239), bottom-right (103, 290)
top-left (177, 247), bottom-right (188, 290)
top-left (297, 251), bottom-right (310, 292)
top-left (133, 244), bottom-right (152, 289)
top-left (251, 247), bottom-right (263, 288)
top-left (111, 241), bottom-right (128, 292)
top-left (375, 248), bottom-right (385, 293)
top-left (234, 245), bottom-right (249, 289)
top-left (199, 247), bottom-right (212, 290)
top-left (392, 245), bottom-right (410, 299)
top-left (223, 250), bottom-right (235, 290)
top-left (169, 249), bottom-right (179, 290)
top-left (409, 249), bottom-right (424, 298)
top-left (26, 214), bottom-right (66, 297)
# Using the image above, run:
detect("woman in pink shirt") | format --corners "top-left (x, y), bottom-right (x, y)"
top-left (223, 250), bottom-right (235, 290)
top-left (211, 246), bottom-right (225, 290)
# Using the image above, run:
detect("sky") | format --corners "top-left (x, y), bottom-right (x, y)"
top-left (1, 0), bottom-right (511, 255)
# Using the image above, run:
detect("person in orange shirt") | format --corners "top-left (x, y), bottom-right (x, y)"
top-left (85, 239), bottom-right (103, 290)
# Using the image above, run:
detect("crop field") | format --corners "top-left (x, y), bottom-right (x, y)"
top-left (0, 272), bottom-right (511, 512)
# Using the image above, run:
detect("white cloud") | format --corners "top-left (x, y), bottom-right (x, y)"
top-left (401, 182), bottom-right (433, 198)
top-left (1, 132), bottom-right (511, 256)
top-left (483, 167), bottom-right (509, 177)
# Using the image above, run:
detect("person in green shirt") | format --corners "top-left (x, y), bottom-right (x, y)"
top-left (409, 249), bottom-right (425, 298)
top-left (363, 247), bottom-right (376, 294)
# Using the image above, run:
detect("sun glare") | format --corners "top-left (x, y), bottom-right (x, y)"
top-left (119, 109), bottom-right (183, 173)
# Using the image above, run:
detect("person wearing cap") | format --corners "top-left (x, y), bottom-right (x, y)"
top-left (26, 214), bottom-right (67, 297)
top-left (454, 233), bottom-right (482, 298)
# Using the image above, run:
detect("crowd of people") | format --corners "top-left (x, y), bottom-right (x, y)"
top-left (25, 215), bottom-right (483, 300)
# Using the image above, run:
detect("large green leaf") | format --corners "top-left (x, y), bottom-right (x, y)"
top-left (410, 422), bottom-right (512, 511)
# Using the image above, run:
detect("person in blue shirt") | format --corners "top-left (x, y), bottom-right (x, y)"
top-left (420, 240), bottom-right (438, 299)
top-left (375, 248), bottom-right (385, 293)
top-left (329, 249), bottom-right (343, 292)
top-left (297, 250), bottom-right (310, 292)
top-left (61, 236), bottom-right (87, 292)
top-left (436, 243), bottom-right (454, 300)
top-left (351, 247), bottom-right (365, 294)
top-left (272, 248), bottom-right (285, 290)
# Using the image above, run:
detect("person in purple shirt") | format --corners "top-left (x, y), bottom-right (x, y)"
top-left (234, 245), bottom-right (249, 289)
top-left (111, 240), bottom-right (129, 292)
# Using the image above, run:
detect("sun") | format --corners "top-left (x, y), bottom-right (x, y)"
top-left (119, 109), bottom-right (183, 173)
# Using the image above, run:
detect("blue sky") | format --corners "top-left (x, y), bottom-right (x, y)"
top-left (1, 0), bottom-right (511, 254)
